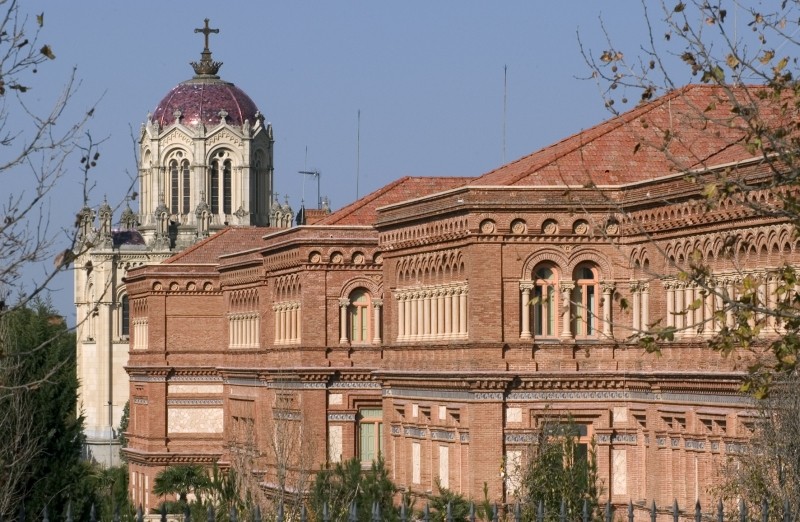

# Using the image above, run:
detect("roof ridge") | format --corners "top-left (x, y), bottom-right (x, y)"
top-left (476, 85), bottom-right (695, 185)
top-left (163, 227), bottom-right (234, 264)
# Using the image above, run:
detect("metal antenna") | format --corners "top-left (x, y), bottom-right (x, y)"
top-left (356, 109), bottom-right (361, 200)
top-left (503, 64), bottom-right (508, 163)
top-left (298, 170), bottom-right (321, 209)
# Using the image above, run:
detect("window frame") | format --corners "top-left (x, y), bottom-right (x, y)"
top-left (357, 407), bottom-right (383, 468)
top-left (532, 264), bottom-right (559, 338)
top-left (572, 264), bottom-right (599, 338)
top-left (347, 288), bottom-right (372, 344)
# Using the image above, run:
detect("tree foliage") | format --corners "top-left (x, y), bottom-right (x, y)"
top-left (309, 458), bottom-right (401, 522)
top-left (580, 0), bottom-right (800, 397)
top-left (579, 0), bottom-right (800, 514)
top-left (516, 420), bottom-right (600, 522)
top-left (0, 299), bottom-right (90, 519)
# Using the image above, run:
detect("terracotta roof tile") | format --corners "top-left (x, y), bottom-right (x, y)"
top-left (163, 227), bottom-right (273, 265)
top-left (317, 176), bottom-right (474, 226)
top-left (474, 84), bottom-right (792, 187)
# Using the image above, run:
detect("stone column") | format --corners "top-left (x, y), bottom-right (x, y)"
top-left (372, 299), bottom-right (383, 344)
top-left (437, 288), bottom-right (445, 337)
top-left (631, 282), bottom-right (641, 333)
top-left (641, 282), bottom-right (650, 333)
top-left (520, 283), bottom-right (533, 340)
top-left (675, 283), bottom-right (686, 337)
top-left (725, 278), bottom-right (735, 328)
top-left (767, 274), bottom-right (778, 331)
top-left (602, 283), bottom-right (614, 337)
top-left (560, 282), bottom-right (574, 339)
top-left (458, 286), bottom-right (468, 335)
top-left (423, 290), bottom-right (431, 339)
top-left (290, 304), bottom-right (298, 341)
top-left (444, 287), bottom-right (453, 337)
top-left (416, 292), bottom-right (424, 340)
top-left (703, 281), bottom-right (715, 336)
top-left (273, 306), bottom-right (280, 343)
top-left (665, 281), bottom-right (675, 329)
top-left (339, 298), bottom-right (349, 344)
top-left (451, 290), bottom-right (460, 336)
top-left (404, 293), bottom-right (412, 339)
top-left (397, 293), bottom-right (406, 341)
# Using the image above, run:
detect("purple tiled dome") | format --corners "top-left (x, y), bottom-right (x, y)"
top-left (152, 78), bottom-right (259, 128)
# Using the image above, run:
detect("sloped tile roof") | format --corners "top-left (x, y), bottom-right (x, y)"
top-left (474, 84), bottom-right (788, 187)
top-left (316, 176), bottom-right (474, 226)
top-left (163, 227), bottom-right (273, 264)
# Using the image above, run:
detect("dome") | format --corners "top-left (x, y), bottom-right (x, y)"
top-left (152, 78), bottom-right (259, 128)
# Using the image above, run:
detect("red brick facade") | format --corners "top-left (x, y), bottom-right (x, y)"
top-left (124, 85), bottom-right (792, 511)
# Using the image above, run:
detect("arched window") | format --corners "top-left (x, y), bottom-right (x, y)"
top-left (533, 265), bottom-right (558, 337)
top-left (121, 295), bottom-right (130, 338)
top-left (167, 154), bottom-right (190, 215)
top-left (181, 160), bottom-right (190, 214)
top-left (572, 264), bottom-right (599, 337)
top-left (170, 160), bottom-right (179, 214)
top-left (348, 289), bottom-right (371, 343)
top-left (210, 150), bottom-right (233, 216)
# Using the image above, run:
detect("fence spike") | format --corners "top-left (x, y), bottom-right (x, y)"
top-left (447, 501), bottom-right (453, 522)
top-left (254, 505), bottom-right (262, 522)
top-left (695, 500), bottom-right (702, 522)
top-left (605, 501), bottom-right (613, 522)
top-left (784, 498), bottom-right (792, 522)
top-left (208, 503), bottom-right (216, 522)
top-left (114, 502), bottom-right (121, 522)
top-left (42, 505), bottom-right (49, 522)
top-left (718, 499), bottom-right (724, 522)
top-left (184, 502), bottom-right (191, 522)
top-left (375, 500), bottom-right (382, 522)
top-left (400, 500), bottom-right (406, 522)
top-left (762, 497), bottom-right (770, 522)
top-left (583, 498), bottom-right (590, 522)
top-left (537, 499), bottom-right (544, 522)
top-left (136, 504), bottom-right (144, 522)
top-left (278, 501), bottom-right (285, 522)
top-left (424, 502), bottom-right (430, 522)
top-left (629, 499), bottom-right (636, 522)
top-left (230, 506), bottom-right (238, 522)
top-left (469, 502), bottom-right (476, 522)
top-left (323, 502), bottom-right (330, 522)
top-left (66, 501), bottom-right (73, 522)
top-left (673, 499), bottom-right (680, 522)
top-left (91, 503), bottom-right (98, 522)
top-left (492, 502), bottom-right (498, 522)
top-left (740, 497), bottom-right (747, 522)
top-left (515, 501), bottom-right (522, 522)
top-left (561, 498), bottom-right (567, 522)
top-left (651, 500), bottom-right (657, 522)
top-left (301, 503), bottom-right (307, 522)
top-left (160, 502), bottom-right (167, 522)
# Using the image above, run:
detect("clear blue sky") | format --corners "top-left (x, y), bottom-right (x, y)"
top-left (14, 2), bottom-right (678, 317)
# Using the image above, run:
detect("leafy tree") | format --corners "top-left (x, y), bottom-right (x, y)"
top-left (310, 457), bottom-right (400, 522)
top-left (425, 480), bottom-right (472, 522)
top-left (516, 420), bottom-right (600, 522)
top-left (153, 464), bottom-right (211, 506)
top-left (578, 0), bottom-right (800, 515)
top-left (580, 0), bottom-right (800, 398)
top-left (0, 299), bottom-right (91, 519)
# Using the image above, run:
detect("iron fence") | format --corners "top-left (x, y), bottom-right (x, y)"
top-left (11, 497), bottom-right (796, 522)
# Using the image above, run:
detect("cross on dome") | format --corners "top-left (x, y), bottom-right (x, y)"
top-left (194, 18), bottom-right (219, 52)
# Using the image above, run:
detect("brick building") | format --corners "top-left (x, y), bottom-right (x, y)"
top-left (118, 29), bottom-right (795, 512)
